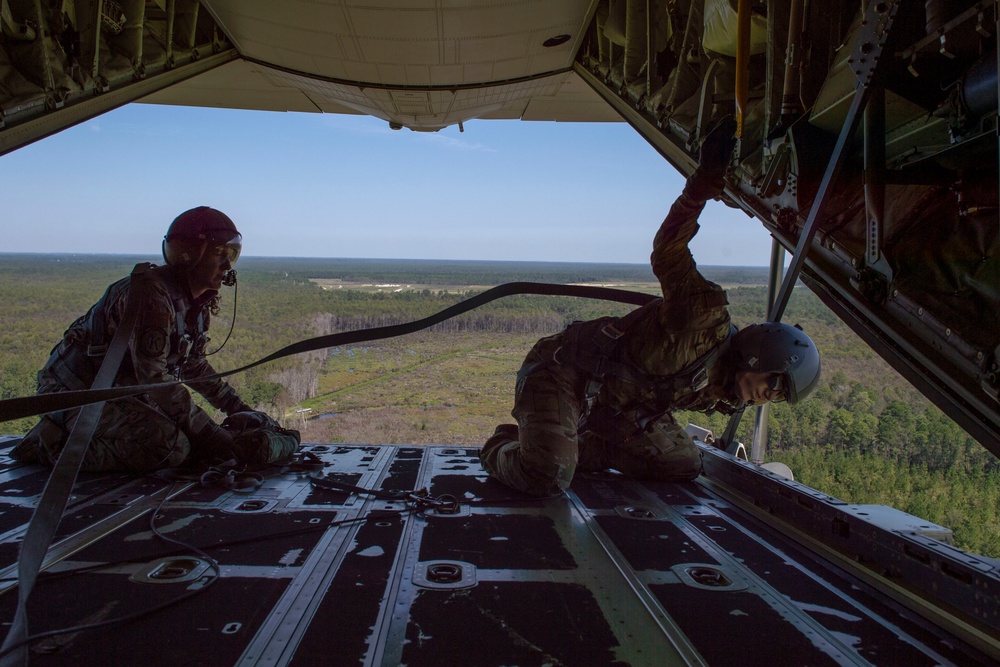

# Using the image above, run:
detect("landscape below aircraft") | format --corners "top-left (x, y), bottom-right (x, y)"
top-left (0, 0), bottom-right (999, 664)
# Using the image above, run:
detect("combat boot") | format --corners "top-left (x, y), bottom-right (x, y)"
top-left (9, 432), bottom-right (41, 463)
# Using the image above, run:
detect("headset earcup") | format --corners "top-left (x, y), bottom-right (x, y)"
top-left (162, 237), bottom-right (204, 268)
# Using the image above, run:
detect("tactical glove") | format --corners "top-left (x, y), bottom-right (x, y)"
top-left (683, 116), bottom-right (737, 202)
top-left (222, 410), bottom-right (280, 432)
top-left (192, 420), bottom-right (237, 462)
top-left (224, 397), bottom-right (254, 416)
top-left (222, 410), bottom-right (301, 464)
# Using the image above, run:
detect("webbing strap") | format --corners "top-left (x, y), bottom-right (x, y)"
top-left (308, 474), bottom-right (459, 513)
top-left (0, 279), bottom-right (659, 660)
top-left (0, 263), bottom-right (152, 666)
top-left (0, 282), bottom-right (657, 423)
top-left (308, 473), bottom-right (410, 500)
top-left (0, 280), bottom-right (654, 658)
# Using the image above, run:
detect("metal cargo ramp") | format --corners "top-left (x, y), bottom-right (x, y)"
top-left (0, 438), bottom-right (996, 666)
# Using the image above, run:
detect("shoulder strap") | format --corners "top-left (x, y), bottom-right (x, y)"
top-left (86, 263), bottom-right (155, 357)
top-left (84, 285), bottom-right (115, 357)
top-left (672, 323), bottom-right (737, 393)
top-left (1, 263), bottom-right (154, 665)
top-left (563, 298), bottom-right (731, 389)
top-left (556, 298), bottom-right (664, 376)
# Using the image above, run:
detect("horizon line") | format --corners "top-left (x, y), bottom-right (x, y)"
top-left (0, 251), bottom-right (770, 269)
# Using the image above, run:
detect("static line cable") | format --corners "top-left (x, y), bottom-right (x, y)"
top-left (0, 484), bottom-right (221, 660)
top-left (0, 474), bottom-right (481, 649)
top-left (2, 513), bottom-right (371, 586)
top-left (0, 282), bottom-right (658, 423)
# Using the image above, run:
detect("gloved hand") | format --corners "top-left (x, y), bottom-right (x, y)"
top-left (192, 420), bottom-right (237, 462)
top-left (221, 410), bottom-right (301, 464)
top-left (222, 410), bottom-right (280, 432)
top-left (227, 400), bottom-right (254, 416)
top-left (683, 115), bottom-right (738, 202)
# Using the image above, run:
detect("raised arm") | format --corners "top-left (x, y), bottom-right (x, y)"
top-left (652, 117), bottom-right (737, 302)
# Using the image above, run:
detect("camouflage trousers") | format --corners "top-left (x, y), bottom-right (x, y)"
top-left (480, 334), bottom-right (703, 496)
top-left (11, 397), bottom-right (195, 473)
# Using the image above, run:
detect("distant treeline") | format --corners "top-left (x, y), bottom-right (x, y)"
top-left (232, 256), bottom-right (771, 286)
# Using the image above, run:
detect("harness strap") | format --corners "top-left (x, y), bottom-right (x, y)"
top-left (86, 265), bottom-right (159, 357)
top-left (199, 460), bottom-right (264, 493)
top-left (163, 272), bottom-right (206, 379)
top-left (1, 263), bottom-right (152, 666)
top-left (565, 319), bottom-right (738, 444)
top-left (85, 291), bottom-right (110, 357)
top-left (308, 473), bottom-right (411, 500)
top-left (558, 300), bottom-right (735, 406)
top-left (150, 451), bottom-right (323, 491)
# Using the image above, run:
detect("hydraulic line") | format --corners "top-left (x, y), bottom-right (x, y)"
top-left (781, 0), bottom-right (804, 118)
top-left (735, 0), bottom-right (752, 136)
top-left (624, 0), bottom-right (645, 84)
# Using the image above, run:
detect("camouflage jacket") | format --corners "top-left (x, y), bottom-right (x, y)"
top-left (37, 264), bottom-right (249, 435)
top-left (568, 192), bottom-right (739, 417)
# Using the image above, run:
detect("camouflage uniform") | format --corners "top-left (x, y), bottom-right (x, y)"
top-left (481, 192), bottom-right (739, 496)
top-left (11, 265), bottom-right (250, 472)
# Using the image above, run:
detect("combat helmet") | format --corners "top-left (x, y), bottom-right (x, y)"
top-left (162, 206), bottom-right (242, 268)
top-left (730, 322), bottom-right (821, 404)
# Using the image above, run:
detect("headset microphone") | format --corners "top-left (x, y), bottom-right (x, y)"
top-left (208, 269), bottom-right (239, 356)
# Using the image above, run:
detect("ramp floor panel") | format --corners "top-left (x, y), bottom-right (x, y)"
top-left (0, 442), bottom-right (994, 666)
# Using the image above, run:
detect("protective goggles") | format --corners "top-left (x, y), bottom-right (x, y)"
top-left (206, 233), bottom-right (242, 265)
top-left (767, 374), bottom-right (788, 403)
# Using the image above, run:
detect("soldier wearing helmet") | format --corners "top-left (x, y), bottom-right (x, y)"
top-left (481, 119), bottom-right (821, 496)
top-left (12, 207), bottom-right (284, 472)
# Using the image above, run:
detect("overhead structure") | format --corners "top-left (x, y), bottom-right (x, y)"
top-left (0, 0), bottom-right (998, 455)
top-left (0, 0), bottom-right (617, 153)
top-left (569, 0), bottom-right (1000, 453)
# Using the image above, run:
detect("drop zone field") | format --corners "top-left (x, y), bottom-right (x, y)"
top-left (298, 330), bottom-right (538, 445)
top-left (308, 278), bottom-right (667, 295)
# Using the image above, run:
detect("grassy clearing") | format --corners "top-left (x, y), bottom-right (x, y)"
top-left (295, 331), bottom-right (538, 445)
top-left (308, 278), bottom-right (499, 294)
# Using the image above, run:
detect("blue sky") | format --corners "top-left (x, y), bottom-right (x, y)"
top-left (3, 103), bottom-right (772, 266)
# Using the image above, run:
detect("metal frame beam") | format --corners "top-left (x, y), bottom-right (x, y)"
top-left (573, 61), bottom-right (697, 178)
top-left (721, 0), bottom-right (902, 450)
top-left (750, 239), bottom-right (786, 465)
top-left (0, 49), bottom-right (237, 157)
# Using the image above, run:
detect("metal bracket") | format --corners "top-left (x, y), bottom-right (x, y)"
top-left (670, 563), bottom-right (748, 592)
top-left (131, 557), bottom-right (213, 585)
top-left (412, 560), bottom-right (477, 590)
